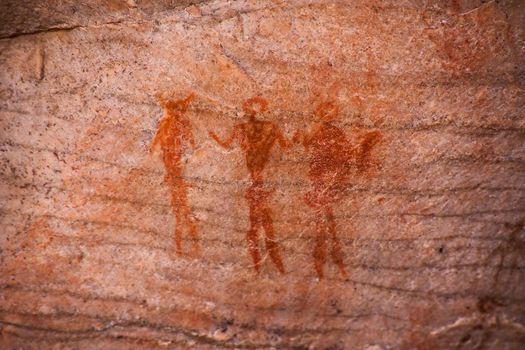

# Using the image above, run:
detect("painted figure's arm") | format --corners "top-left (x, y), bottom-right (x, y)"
top-left (150, 118), bottom-right (169, 154)
top-left (356, 130), bottom-right (381, 172)
top-left (276, 128), bottom-right (290, 150)
top-left (182, 120), bottom-right (196, 150)
top-left (155, 93), bottom-right (169, 109)
top-left (208, 127), bottom-right (237, 150)
top-left (359, 131), bottom-right (381, 156)
top-left (151, 93), bottom-right (172, 154)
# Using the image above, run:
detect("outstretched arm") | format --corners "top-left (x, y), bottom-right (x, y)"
top-left (209, 128), bottom-right (236, 149)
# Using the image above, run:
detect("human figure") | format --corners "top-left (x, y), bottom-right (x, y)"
top-left (151, 93), bottom-right (199, 255)
top-left (209, 97), bottom-right (287, 273)
top-left (295, 101), bottom-right (381, 279)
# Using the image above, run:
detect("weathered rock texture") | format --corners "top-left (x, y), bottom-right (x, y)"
top-left (1, 0), bottom-right (524, 349)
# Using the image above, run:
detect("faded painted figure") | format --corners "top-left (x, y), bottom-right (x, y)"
top-left (151, 93), bottom-right (199, 255)
top-left (296, 102), bottom-right (381, 279)
top-left (209, 97), bottom-right (287, 273)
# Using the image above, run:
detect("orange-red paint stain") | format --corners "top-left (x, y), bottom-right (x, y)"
top-left (298, 101), bottom-right (381, 279)
top-left (356, 130), bottom-right (381, 174)
top-left (210, 97), bottom-right (286, 273)
top-left (420, 2), bottom-right (509, 77)
top-left (151, 93), bottom-right (199, 255)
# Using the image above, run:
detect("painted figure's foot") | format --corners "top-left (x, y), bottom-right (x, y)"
top-left (265, 238), bottom-right (285, 274)
top-left (190, 241), bottom-right (201, 257)
top-left (338, 265), bottom-right (348, 279)
top-left (272, 256), bottom-right (285, 274)
top-left (174, 227), bottom-right (183, 256)
top-left (175, 242), bottom-right (183, 256)
top-left (314, 262), bottom-right (324, 280)
top-left (246, 229), bottom-right (262, 273)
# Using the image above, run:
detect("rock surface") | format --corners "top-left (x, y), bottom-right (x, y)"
top-left (1, 0), bottom-right (524, 349)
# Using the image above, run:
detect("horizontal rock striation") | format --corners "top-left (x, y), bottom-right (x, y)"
top-left (1, 0), bottom-right (524, 349)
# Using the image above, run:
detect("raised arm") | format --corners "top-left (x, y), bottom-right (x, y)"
top-left (155, 93), bottom-right (169, 109)
top-left (151, 93), bottom-right (172, 155)
top-left (356, 130), bottom-right (381, 173)
top-left (358, 131), bottom-right (381, 156)
top-left (276, 127), bottom-right (290, 150)
top-left (150, 117), bottom-right (169, 155)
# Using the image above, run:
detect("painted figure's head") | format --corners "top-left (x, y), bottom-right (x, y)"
top-left (243, 97), bottom-right (268, 118)
top-left (158, 93), bottom-right (195, 115)
top-left (315, 101), bottom-right (339, 121)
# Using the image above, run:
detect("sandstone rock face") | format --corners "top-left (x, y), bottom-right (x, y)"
top-left (1, 1), bottom-right (524, 349)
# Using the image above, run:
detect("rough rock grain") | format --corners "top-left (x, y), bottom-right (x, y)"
top-left (0, 0), bottom-right (524, 349)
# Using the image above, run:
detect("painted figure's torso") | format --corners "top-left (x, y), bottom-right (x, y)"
top-left (306, 122), bottom-right (353, 184)
top-left (237, 119), bottom-right (279, 178)
top-left (158, 114), bottom-right (191, 178)
top-left (305, 122), bottom-right (354, 206)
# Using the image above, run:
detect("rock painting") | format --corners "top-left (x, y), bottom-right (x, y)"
top-left (155, 95), bottom-right (382, 278)
top-left (294, 101), bottom-right (381, 279)
top-left (151, 93), bottom-right (199, 255)
top-left (209, 97), bottom-right (287, 273)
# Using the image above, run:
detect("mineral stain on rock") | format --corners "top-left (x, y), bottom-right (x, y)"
top-left (421, 1), bottom-right (512, 76)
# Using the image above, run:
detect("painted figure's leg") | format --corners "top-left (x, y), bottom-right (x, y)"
top-left (327, 207), bottom-right (347, 278)
top-left (246, 207), bottom-right (262, 272)
top-left (169, 183), bottom-right (187, 254)
top-left (186, 212), bottom-right (199, 254)
top-left (313, 209), bottom-right (328, 279)
top-left (179, 184), bottom-right (199, 254)
top-left (173, 205), bottom-right (184, 255)
top-left (262, 208), bottom-right (285, 274)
